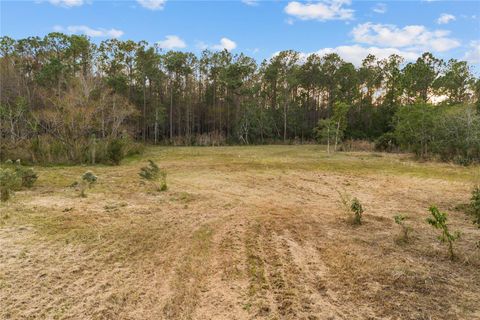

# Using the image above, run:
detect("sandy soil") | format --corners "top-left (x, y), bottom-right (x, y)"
top-left (1, 146), bottom-right (479, 320)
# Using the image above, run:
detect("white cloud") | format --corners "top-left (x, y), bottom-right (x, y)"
top-left (211, 37), bottom-right (237, 51)
top-left (196, 38), bottom-right (237, 51)
top-left (137, 0), bottom-right (166, 10)
top-left (53, 25), bottom-right (124, 38)
top-left (307, 45), bottom-right (419, 66)
top-left (156, 35), bottom-right (186, 50)
top-left (284, 0), bottom-right (354, 21)
top-left (48, 0), bottom-right (84, 7)
top-left (464, 41), bottom-right (480, 64)
top-left (196, 41), bottom-right (209, 51)
top-left (437, 13), bottom-right (456, 24)
top-left (352, 22), bottom-right (460, 52)
top-left (242, 0), bottom-right (259, 6)
top-left (372, 3), bottom-right (387, 14)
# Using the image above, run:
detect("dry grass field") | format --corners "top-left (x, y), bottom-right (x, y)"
top-left (1, 145), bottom-right (479, 320)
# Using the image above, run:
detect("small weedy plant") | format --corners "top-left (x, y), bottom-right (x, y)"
top-left (427, 205), bottom-right (460, 260)
top-left (139, 160), bottom-right (167, 192)
top-left (0, 168), bottom-right (20, 202)
top-left (394, 214), bottom-right (412, 242)
top-left (335, 188), bottom-right (352, 215)
top-left (80, 171), bottom-right (97, 197)
top-left (350, 198), bottom-right (364, 225)
top-left (470, 185), bottom-right (480, 228)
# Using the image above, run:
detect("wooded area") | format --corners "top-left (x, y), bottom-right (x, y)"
top-left (1, 33), bottom-right (479, 164)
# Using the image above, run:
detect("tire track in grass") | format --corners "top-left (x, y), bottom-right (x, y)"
top-left (192, 215), bottom-right (250, 320)
top-left (162, 223), bottom-right (214, 319)
top-left (244, 221), bottom-right (272, 318)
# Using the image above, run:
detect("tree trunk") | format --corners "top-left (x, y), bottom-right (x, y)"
top-left (334, 120), bottom-right (340, 152)
top-left (154, 108), bottom-right (158, 144)
top-left (143, 79), bottom-right (146, 142)
top-left (170, 78), bottom-right (173, 140)
top-left (327, 125), bottom-right (330, 154)
top-left (284, 88), bottom-right (288, 142)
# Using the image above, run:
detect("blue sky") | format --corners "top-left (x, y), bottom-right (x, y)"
top-left (1, 0), bottom-right (479, 68)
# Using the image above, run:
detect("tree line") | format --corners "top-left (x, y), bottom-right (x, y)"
top-left (1, 33), bottom-right (479, 164)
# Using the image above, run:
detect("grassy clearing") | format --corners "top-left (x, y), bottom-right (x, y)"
top-left (1, 145), bottom-right (479, 319)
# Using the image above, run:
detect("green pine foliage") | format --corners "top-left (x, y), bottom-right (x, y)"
top-left (139, 160), bottom-right (167, 192)
top-left (0, 160), bottom-right (38, 202)
top-left (15, 166), bottom-right (38, 188)
top-left (80, 171), bottom-right (97, 197)
top-left (0, 168), bottom-right (20, 202)
top-left (107, 139), bottom-right (125, 166)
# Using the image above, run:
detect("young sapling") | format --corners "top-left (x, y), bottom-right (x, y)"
top-left (426, 205), bottom-right (460, 260)
top-left (350, 198), bottom-right (364, 225)
top-left (80, 171), bottom-right (97, 197)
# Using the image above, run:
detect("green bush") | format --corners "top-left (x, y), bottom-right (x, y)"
top-left (14, 166), bottom-right (38, 188)
top-left (470, 185), bottom-right (480, 227)
top-left (0, 168), bottom-right (20, 202)
top-left (427, 205), bottom-right (460, 260)
top-left (139, 160), bottom-right (167, 192)
top-left (374, 132), bottom-right (398, 152)
top-left (107, 139), bottom-right (125, 165)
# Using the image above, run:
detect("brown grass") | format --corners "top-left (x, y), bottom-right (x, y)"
top-left (0, 145), bottom-right (479, 319)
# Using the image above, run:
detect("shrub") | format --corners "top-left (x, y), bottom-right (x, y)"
top-left (0, 168), bottom-right (20, 202)
top-left (80, 171), bottom-right (97, 197)
top-left (374, 132), bottom-right (398, 152)
top-left (394, 104), bottom-right (480, 162)
top-left (335, 190), bottom-right (363, 224)
top-left (426, 205), bottom-right (460, 260)
top-left (340, 140), bottom-right (375, 152)
top-left (394, 214), bottom-right (412, 242)
top-left (3, 160), bottom-right (38, 189)
top-left (470, 185), bottom-right (480, 227)
top-left (350, 198), bottom-right (364, 225)
top-left (139, 160), bottom-right (167, 191)
top-left (194, 131), bottom-right (226, 146)
top-left (14, 166), bottom-right (38, 188)
top-left (107, 139), bottom-right (124, 165)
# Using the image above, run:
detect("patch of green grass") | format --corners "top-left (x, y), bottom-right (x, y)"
top-left (139, 145), bottom-right (477, 183)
